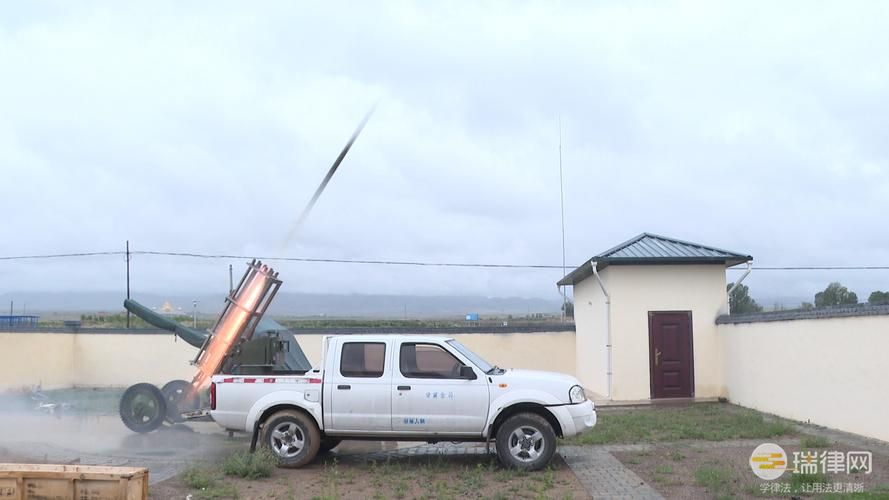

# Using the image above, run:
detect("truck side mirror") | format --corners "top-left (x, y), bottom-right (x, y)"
top-left (460, 365), bottom-right (477, 380)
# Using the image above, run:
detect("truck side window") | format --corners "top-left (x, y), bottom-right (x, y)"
top-left (400, 343), bottom-right (463, 379)
top-left (340, 342), bottom-right (386, 378)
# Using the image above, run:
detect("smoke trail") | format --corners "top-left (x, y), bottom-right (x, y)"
top-left (281, 105), bottom-right (376, 248)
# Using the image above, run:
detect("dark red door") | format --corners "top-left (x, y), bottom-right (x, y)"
top-left (648, 312), bottom-right (694, 399)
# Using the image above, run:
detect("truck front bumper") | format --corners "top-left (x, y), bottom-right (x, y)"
top-left (551, 399), bottom-right (596, 437)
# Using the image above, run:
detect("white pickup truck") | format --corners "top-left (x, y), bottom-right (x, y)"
top-left (210, 335), bottom-right (596, 470)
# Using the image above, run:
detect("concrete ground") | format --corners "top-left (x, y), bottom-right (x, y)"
top-left (0, 412), bottom-right (657, 498)
top-left (0, 413), bottom-right (411, 484)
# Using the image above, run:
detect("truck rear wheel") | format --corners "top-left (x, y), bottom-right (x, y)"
top-left (261, 410), bottom-right (320, 468)
top-left (161, 379), bottom-right (199, 423)
top-left (495, 412), bottom-right (556, 471)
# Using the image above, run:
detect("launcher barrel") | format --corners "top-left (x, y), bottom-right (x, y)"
top-left (123, 298), bottom-right (208, 348)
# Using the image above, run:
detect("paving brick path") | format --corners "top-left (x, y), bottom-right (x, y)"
top-left (559, 445), bottom-right (663, 499)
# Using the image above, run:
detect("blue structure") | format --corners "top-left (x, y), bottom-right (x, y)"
top-left (0, 315), bottom-right (39, 328)
top-left (465, 313), bottom-right (479, 322)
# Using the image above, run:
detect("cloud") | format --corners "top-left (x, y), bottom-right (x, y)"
top-left (1, 1), bottom-right (888, 305)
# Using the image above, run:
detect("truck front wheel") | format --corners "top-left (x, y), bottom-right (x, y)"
top-left (261, 410), bottom-right (321, 468)
top-left (495, 413), bottom-right (556, 471)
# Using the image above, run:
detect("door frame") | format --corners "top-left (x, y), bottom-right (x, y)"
top-left (647, 310), bottom-right (695, 399)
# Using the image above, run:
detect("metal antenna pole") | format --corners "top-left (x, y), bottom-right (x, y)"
top-left (558, 116), bottom-right (568, 323)
top-left (126, 240), bottom-right (131, 328)
top-left (229, 264), bottom-right (233, 293)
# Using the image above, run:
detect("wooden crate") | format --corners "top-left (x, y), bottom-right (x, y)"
top-left (0, 463), bottom-right (148, 500)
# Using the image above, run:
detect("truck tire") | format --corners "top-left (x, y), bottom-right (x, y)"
top-left (495, 412), bottom-right (556, 471)
top-left (119, 383), bottom-right (167, 433)
top-left (261, 410), bottom-right (321, 468)
top-left (319, 438), bottom-right (342, 454)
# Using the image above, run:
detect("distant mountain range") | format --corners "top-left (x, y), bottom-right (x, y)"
top-left (0, 291), bottom-right (561, 318)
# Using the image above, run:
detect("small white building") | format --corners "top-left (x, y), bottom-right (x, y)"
top-left (558, 233), bottom-right (751, 402)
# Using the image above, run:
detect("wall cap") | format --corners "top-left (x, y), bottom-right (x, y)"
top-left (717, 304), bottom-right (889, 324)
top-left (0, 324), bottom-right (576, 336)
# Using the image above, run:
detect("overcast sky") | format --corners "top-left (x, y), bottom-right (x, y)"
top-left (1, 1), bottom-right (888, 305)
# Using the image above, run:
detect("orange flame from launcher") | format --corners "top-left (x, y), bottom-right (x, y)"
top-left (190, 264), bottom-right (275, 391)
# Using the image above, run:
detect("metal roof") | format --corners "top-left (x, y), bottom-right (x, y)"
top-left (557, 233), bottom-right (752, 286)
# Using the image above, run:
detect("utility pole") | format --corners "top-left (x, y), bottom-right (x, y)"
top-left (193, 300), bottom-right (198, 328)
top-left (126, 240), bottom-right (131, 328)
top-left (558, 116), bottom-right (568, 323)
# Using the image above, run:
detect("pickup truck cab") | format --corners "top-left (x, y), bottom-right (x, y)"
top-left (211, 335), bottom-right (595, 470)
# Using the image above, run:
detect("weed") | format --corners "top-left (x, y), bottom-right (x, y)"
top-left (222, 449), bottom-right (277, 479)
top-left (542, 466), bottom-right (555, 490)
top-left (820, 483), bottom-right (889, 500)
top-left (694, 465), bottom-right (733, 497)
top-left (669, 450), bottom-right (685, 461)
top-left (393, 479), bottom-right (408, 499)
top-left (655, 464), bottom-right (673, 474)
top-left (433, 480), bottom-right (453, 499)
top-left (182, 465), bottom-right (215, 490)
top-left (460, 462), bottom-right (485, 492)
top-left (789, 472), bottom-right (827, 494)
top-left (180, 465), bottom-right (239, 499)
top-left (801, 435), bottom-right (831, 448)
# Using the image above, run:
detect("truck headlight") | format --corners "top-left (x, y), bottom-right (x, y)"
top-left (569, 385), bottom-right (586, 404)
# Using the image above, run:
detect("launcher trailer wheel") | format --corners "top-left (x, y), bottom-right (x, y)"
top-left (119, 383), bottom-right (167, 433)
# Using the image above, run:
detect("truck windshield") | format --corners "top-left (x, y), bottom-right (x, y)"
top-left (446, 340), bottom-right (494, 373)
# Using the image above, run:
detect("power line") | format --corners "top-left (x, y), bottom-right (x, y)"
top-left (134, 251), bottom-right (566, 269)
top-left (2, 250), bottom-right (889, 271)
top-left (0, 251), bottom-right (125, 261)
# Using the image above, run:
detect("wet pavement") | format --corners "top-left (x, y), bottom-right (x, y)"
top-left (0, 413), bottom-right (427, 484)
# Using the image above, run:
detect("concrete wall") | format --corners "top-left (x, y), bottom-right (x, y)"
top-left (0, 333), bottom-right (76, 390)
top-left (718, 315), bottom-right (889, 442)
top-left (574, 264), bottom-right (727, 400)
top-left (291, 332), bottom-right (576, 375)
top-left (0, 330), bottom-right (575, 391)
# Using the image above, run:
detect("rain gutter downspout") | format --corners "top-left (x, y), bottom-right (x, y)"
top-left (591, 261), bottom-right (612, 400)
top-left (726, 261), bottom-right (753, 314)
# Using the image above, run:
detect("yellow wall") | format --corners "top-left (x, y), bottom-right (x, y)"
top-left (574, 264), bottom-right (727, 400)
top-left (293, 332), bottom-right (576, 375)
top-left (0, 331), bottom-right (575, 391)
top-left (718, 316), bottom-right (889, 442)
top-left (72, 333), bottom-right (198, 387)
top-left (572, 271), bottom-right (609, 397)
top-left (0, 333), bottom-right (76, 390)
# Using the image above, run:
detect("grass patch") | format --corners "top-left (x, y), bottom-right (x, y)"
top-left (564, 403), bottom-right (794, 445)
top-left (182, 466), bottom-right (215, 490)
top-left (221, 449), bottom-right (277, 479)
top-left (181, 465), bottom-right (239, 499)
top-left (823, 483), bottom-right (889, 499)
top-left (694, 465), bottom-right (733, 498)
top-left (800, 435), bottom-right (831, 448)
top-left (655, 464), bottom-right (673, 474)
top-left (789, 472), bottom-right (827, 494)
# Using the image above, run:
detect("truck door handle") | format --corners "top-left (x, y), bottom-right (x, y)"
top-left (337, 384), bottom-right (351, 390)
top-left (397, 385), bottom-right (411, 391)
